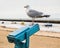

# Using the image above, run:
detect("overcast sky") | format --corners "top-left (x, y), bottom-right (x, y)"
top-left (0, 0), bottom-right (60, 19)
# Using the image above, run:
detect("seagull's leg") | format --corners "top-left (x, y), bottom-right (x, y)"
top-left (32, 18), bottom-right (35, 25)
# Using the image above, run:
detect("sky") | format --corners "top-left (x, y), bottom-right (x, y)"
top-left (0, 0), bottom-right (60, 19)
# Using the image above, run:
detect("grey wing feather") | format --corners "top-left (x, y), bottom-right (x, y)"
top-left (27, 9), bottom-right (43, 18)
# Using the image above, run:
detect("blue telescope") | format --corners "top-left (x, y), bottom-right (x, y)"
top-left (7, 24), bottom-right (40, 48)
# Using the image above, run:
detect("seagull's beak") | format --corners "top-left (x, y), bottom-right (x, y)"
top-left (24, 6), bottom-right (26, 8)
top-left (24, 5), bottom-right (29, 8)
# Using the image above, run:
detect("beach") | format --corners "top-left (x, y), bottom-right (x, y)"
top-left (0, 26), bottom-right (60, 48)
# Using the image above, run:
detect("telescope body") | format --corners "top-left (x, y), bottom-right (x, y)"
top-left (7, 24), bottom-right (40, 48)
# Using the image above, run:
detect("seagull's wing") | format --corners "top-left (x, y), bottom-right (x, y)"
top-left (27, 9), bottom-right (43, 18)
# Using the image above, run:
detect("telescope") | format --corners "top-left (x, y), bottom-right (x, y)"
top-left (7, 24), bottom-right (40, 48)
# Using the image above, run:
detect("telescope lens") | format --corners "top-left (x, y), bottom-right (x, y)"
top-left (7, 35), bottom-right (15, 43)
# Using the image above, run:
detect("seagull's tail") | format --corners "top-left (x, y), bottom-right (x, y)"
top-left (43, 15), bottom-right (50, 18)
top-left (33, 15), bottom-right (50, 18)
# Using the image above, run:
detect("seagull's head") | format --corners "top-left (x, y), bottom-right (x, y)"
top-left (24, 5), bottom-right (30, 9)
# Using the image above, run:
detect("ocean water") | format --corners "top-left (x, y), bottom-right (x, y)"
top-left (0, 21), bottom-right (60, 32)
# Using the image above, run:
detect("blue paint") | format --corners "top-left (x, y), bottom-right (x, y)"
top-left (7, 24), bottom-right (40, 48)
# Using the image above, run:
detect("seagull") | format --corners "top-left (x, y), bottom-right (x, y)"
top-left (24, 5), bottom-right (50, 25)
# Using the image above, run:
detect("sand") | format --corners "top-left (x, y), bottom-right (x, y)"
top-left (0, 26), bottom-right (60, 48)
